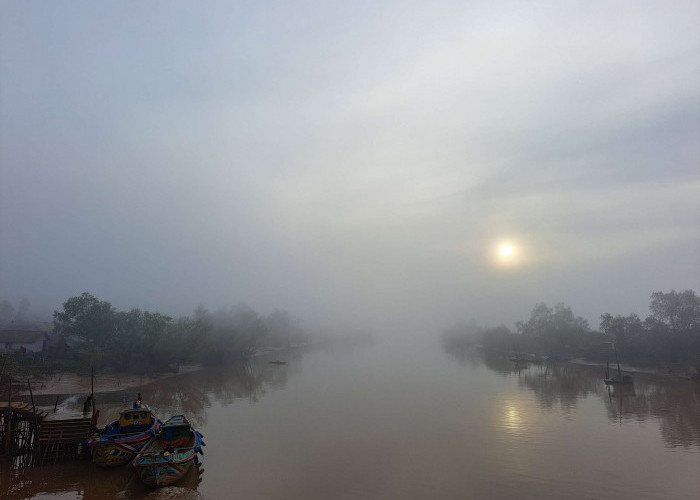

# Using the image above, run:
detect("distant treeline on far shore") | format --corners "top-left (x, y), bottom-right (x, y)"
top-left (49, 293), bottom-right (310, 373)
top-left (442, 290), bottom-right (700, 366)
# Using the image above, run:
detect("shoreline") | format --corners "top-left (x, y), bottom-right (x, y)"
top-left (567, 358), bottom-right (699, 381)
top-left (18, 364), bottom-right (202, 397)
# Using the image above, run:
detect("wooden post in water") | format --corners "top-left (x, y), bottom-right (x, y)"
top-left (27, 379), bottom-right (40, 458)
top-left (614, 343), bottom-right (622, 382)
top-left (91, 367), bottom-right (95, 417)
top-left (4, 378), bottom-right (12, 455)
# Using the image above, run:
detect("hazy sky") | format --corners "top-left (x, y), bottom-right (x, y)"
top-left (1, 1), bottom-right (699, 333)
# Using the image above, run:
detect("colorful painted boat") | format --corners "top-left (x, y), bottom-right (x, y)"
top-left (86, 403), bottom-right (161, 467)
top-left (132, 415), bottom-right (204, 487)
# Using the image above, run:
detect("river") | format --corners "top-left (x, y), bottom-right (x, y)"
top-left (1, 337), bottom-right (699, 499)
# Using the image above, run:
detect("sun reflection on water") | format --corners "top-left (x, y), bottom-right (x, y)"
top-left (502, 401), bottom-right (523, 432)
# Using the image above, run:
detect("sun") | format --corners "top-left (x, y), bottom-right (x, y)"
top-left (500, 244), bottom-right (513, 258)
top-left (490, 240), bottom-right (522, 268)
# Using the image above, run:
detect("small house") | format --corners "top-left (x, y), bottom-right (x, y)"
top-left (0, 329), bottom-right (50, 354)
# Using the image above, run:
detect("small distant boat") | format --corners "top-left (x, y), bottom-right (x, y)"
top-left (268, 360), bottom-right (287, 365)
top-left (604, 346), bottom-right (634, 385)
top-left (86, 402), bottom-right (161, 467)
top-left (509, 353), bottom-right (548, 364)
top-left (604, 373), bottom-right (634, 385)
top-left (132, 415), bottom-right (204, 487)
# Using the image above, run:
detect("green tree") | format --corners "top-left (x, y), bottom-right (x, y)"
top-left (600, 313), bottom-right (647, 361)
top-left (262, 309), bottom-right (305, 349)
top-left (646, 290), bottom-right (700, 363)
top-left (481, 324), bottom-right (517, 353)
top-left (54, 293), bottom-right (116, 355)
top-left (598, 290), bottom-right (700, 364)
top-left (200, 303), bottom-right (267, 365)
top-left (110, 308), bottom-right (176, 371)
top-left (441, 320), bottom-right (484, 353)
top-left (142, 311), bottom-right (175, 366)
top-left (176, 306), bottom-right (213, 362)
top-left (649, 290), bottom-right (700, 334)
top-left (113, 308), bottom-right (147, 369)
top-left (516, 303), bottom-right (590, 357)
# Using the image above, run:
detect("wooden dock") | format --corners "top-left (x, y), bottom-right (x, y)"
top-left (1, 402), bottom-right (91, 462)
top-left (0, 401), bottom-right (49, 419)
top-left (38, 412), bottom-right (92, 463)
top-left (1, 401), bottom-right (46, 455)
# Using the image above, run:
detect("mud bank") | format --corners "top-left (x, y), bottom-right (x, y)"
top-left (19, 364), bottom-right (202, 396)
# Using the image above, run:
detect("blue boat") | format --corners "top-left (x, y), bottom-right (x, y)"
top-left (86, 402), bottom-right (161, 467)
top-left (132, 415), bottom-right (204, 487)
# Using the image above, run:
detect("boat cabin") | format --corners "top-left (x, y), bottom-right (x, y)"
top-left (117, 406), bottom-right (156, 430)
top-left (157, 415), bottom-right (194, 448)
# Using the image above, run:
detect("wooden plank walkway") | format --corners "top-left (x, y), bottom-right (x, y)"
top-left (37, 414), bottom-right (92, 463)
top-left (2, 403), bottom-right (92, 461)
top-left (0, 401), bottom-right (49, 420)
top-left (39, 416), bottom-right (91, 444)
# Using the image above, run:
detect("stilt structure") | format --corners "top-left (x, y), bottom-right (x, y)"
top-left (0, 401), bottom-right (48, 455)
top-left (1, 379), bottom-right (92, 463)
top-left (37, 412), bottom-right (92, 463)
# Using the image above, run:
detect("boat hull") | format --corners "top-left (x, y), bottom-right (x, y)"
top-left (89, 433), bottom-right (152, 467)
top-left (132, 420), bottom-right (204, 488)
top-left (133, 449), bottom-right (196, 487)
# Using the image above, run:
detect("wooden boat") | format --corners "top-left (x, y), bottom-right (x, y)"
top-left (603, 343), bottom-right (634, 385)
top-left (604, 373), bottom-right (634, 385)
top-left (509, 353), bottom-right (548, 364)
top-left (86, 402), bottom-right (161, 467)
top-left (132, 415), bottom-right (204, 487)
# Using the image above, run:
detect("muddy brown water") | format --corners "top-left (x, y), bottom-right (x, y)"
top-left (1, 339), bottom-right (699, 499)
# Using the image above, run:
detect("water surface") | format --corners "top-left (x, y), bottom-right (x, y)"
top-left (2, 339), bottom-right (698, 499)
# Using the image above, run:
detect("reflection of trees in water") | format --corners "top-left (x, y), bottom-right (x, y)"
top-left (443, 345), bottom-right (519, 374)
top-left (516, 363), bottom-right (600, 413)
top-left (514, 363), bottom-right (700, 448)
top-left (519, 363), bottom-right (700, 448)
top-left (195, 350), bottom-right (303, 408)
top-left (61, 350), bottom-right (305, 430)
top-left (603, 378), bottom-right (700, 448)
top-left (1, 350), bottom-right (306, 500)
top-left (482, 353), bottom-right (530, 376)
top-left (0, 458), bottom-right (134, 499)
top-left (442, 343), bottom-right (700, 449)
top-left (0, 454), bottom-right (203, 500)
top-left (656, 386), bottom-right (700, 448)
top-left (443, 346), bottom-right (482, 369)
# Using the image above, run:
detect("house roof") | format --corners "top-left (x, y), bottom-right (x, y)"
top-left (0, 330), bottom-right (47, 343)
top-left (6, 322), bottom-right (53, 332)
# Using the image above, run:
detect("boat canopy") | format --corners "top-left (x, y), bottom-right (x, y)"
top-left (118, 406), bottom-right (156, 428)
top-left (158, 415), bottom-right (194, 440)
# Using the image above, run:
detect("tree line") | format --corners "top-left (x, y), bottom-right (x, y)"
top-left (442, 290), bottom-right (700, 366)
top-left (52, 292), bottom-right (309, 372)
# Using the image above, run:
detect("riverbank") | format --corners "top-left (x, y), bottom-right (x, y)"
top-left (568, 358), bottom-right (700, 381)
top-left (18, 364), bottom-right (202, 396)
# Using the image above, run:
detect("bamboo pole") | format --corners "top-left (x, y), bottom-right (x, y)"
top-left (27, 379), bottom-right (40, 458)
top-left (4, 377), bottom-right (12, 455)
top-left (614, 343), bottom-right (622, 381)
top-left (91, 367), bottom-right (95, 415)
